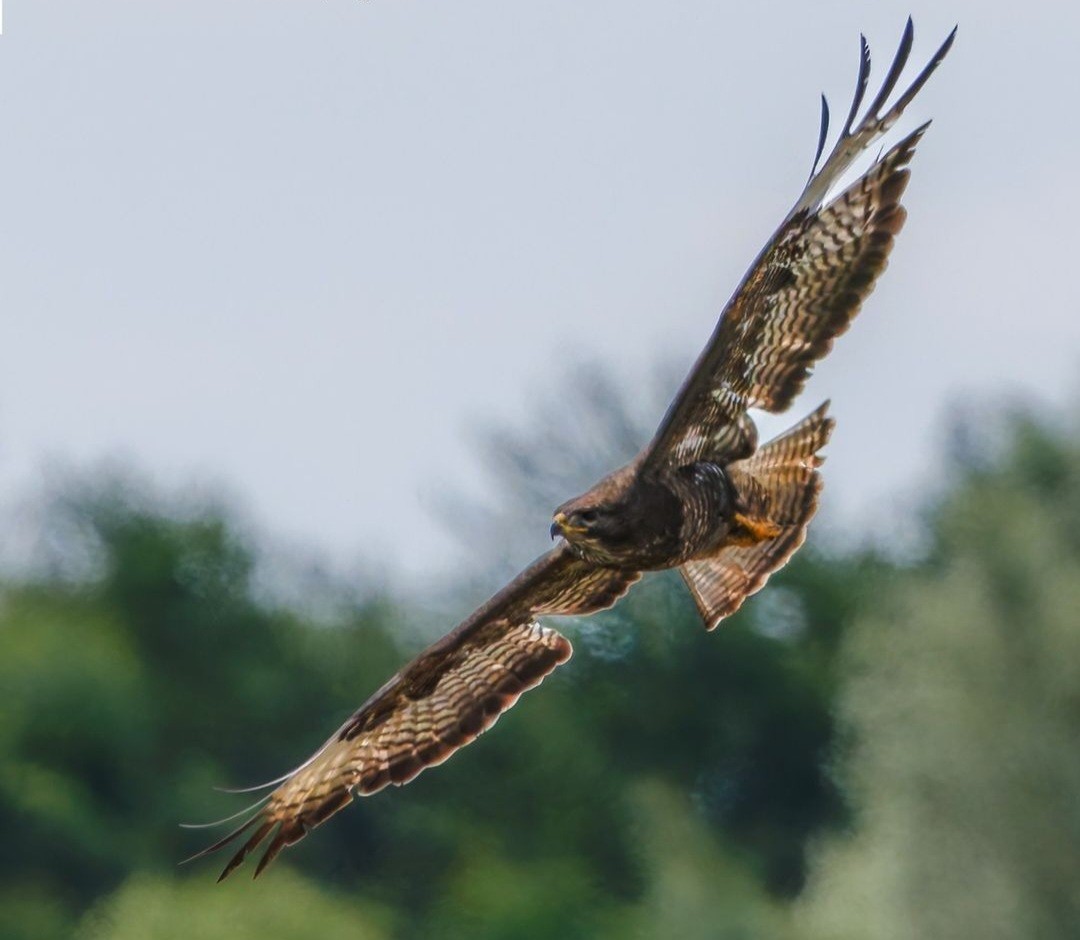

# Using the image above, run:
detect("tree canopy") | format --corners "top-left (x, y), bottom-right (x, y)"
top-left (3, 400), bottom-right (1077, 939)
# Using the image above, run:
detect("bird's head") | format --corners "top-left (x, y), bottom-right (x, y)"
top-left (550, 463), bottom-right (644, 561)
top-left (550, 498), bottom-right (615, 547)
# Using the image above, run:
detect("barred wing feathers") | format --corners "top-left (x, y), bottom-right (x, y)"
top-left (645, 21), bottom-right (954, 471)
top-left (191, 546), bottom-right (640, 880)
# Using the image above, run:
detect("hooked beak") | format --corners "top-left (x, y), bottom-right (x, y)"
top-left (550, 511), bottom-right (586, 541)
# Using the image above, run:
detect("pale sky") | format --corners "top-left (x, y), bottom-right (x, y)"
top-left (2, 0), bottom-right (1077, 584)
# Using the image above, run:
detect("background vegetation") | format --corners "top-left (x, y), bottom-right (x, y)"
top-left (3, 389), bottom-right (1078, 939)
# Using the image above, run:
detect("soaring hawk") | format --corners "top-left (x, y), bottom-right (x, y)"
top-left (189, 21), bottom-right (954, 880)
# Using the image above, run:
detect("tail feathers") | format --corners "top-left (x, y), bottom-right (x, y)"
top-left (681, 402), bottom-right (833, 630)
top-left (680, 530), bottom-right (810, 631)
top-left (742, 400), bottom-right (834, 474)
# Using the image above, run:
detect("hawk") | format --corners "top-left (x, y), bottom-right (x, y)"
top-left (189, 20), bottom-right (954, 880)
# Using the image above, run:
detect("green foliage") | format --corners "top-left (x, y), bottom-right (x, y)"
top-left (3, 404), bottom-right (1077, 937)
top-left (597, 781), bottom-right (794, 940)
top-left (0, 492), bottom-right (404, 934)
top-left (75, 871), bottom-right (388, 940)
top-left (2, 474), bottom-right (849, 937)
top-left (798, 409), bottom-right (1080, 939)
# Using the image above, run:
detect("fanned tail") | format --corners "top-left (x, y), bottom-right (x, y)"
top-left (681, 402), bottom-right (834, 630)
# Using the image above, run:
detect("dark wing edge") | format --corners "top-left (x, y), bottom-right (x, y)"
top-left (641, 20), bottom-right (955, 472)
top-left (184, 545), bottom-right (640, 881)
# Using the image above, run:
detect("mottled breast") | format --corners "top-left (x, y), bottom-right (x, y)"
top-left (667, 461), bottom-right (738, 561)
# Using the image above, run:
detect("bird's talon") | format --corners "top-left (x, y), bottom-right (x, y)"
top-left (732, 512), bottom-right (783, 545)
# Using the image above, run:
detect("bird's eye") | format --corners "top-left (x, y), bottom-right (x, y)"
top-left (578, 509), bottom-right (599, 524)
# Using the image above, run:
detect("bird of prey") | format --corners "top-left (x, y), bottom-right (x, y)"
top-left (189, 20), bottom-right (954, 880)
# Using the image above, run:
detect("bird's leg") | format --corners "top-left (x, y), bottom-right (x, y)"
top-left (729, 512), bottom-right (783, 546)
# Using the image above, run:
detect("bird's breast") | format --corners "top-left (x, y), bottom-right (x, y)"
top-left (668, 461), bottom-right (738, 559)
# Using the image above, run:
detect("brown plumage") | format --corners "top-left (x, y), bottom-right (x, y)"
top-left (188, 20), bottom-right (953, 879)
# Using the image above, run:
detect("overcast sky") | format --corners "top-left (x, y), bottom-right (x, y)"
top-left (2, 0), bottom-right (1077, 584)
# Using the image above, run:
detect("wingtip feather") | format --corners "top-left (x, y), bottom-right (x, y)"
top-left (216, 819), bottom-right (277, 882)
top-left (866, 17), bottom-right (915, 118)
top-left (842, 34), bottom-right (873, 139)
top-left (811, 94), bottom-right (830, 178)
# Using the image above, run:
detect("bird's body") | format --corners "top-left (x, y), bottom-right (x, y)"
top-left (555, 457), bottom-right (755, 569)
top-left (553, 399), bottom-right (834, 621)
top-left (188, 21), bottom-right (955, 880)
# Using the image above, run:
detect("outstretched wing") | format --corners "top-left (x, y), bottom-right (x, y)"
top-left (187, 545), bottom-right (639, 881)
top-left (642, 20), bottom-right (955, 472)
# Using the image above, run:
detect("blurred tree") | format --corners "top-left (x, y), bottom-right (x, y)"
top-left (8, 365), bottom-right (1074, 939)
top-left (1, 365), bottom-right (858, 938)
top-left (0, 481), bottom-right (405, 936)
top-left (74, 870), bottom-right (389, 940)
top-left (599, 781), bottom-right (794, 940)
top-left (798, 406), bottom-right (1080, 939)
